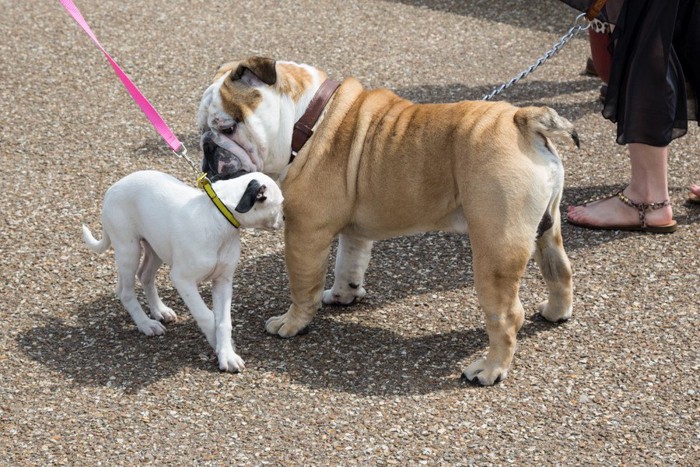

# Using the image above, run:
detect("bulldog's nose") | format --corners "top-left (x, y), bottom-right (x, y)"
top-left (201, 130), bottom-right (215, 145)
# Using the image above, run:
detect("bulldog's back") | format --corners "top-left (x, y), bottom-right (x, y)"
top-left (328, 89), bottom-right (530, 237)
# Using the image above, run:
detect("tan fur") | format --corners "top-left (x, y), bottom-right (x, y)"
top-left (219, 78), bottom-right (262, 123)
top-left (213, 68), bottom-right (575, 385)
top-left (276, 63), bottom-right (323, 103)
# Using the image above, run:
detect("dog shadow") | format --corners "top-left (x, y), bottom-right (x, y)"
top-left (16, 230), bottom-right (568, 396)
top-left (15, 292), bottom-right (220, 394)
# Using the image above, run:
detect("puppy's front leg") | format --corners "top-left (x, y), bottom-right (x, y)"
top-left (211, 277), bottom-right (245, 372)
top-left (170, 269), bottom-right (216, 348)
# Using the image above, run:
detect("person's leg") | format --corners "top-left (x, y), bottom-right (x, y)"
top-left (567, 143), bottom-right (674, 228)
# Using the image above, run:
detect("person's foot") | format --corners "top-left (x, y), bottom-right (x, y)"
top-left (567, 188), bottom-right (674, 230)
top-left (688, 184), bottom-right (700, 204)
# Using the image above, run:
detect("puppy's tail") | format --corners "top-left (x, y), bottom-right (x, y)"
top-left (514, 106), bottom-right (579, 152)
top-left (82, 224), bottom-right (111, 253)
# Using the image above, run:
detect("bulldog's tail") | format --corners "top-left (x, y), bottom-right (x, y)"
top-left (82, 224), bottom-right (111, 253)
top-left (514, 106), bottom-right (579, 151)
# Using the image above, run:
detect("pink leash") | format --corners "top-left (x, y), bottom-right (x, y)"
top-left (58, 0), bottom-right (195, 166)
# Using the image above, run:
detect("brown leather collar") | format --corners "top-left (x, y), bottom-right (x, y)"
top-left (290, 79), bottom-right (340, 163)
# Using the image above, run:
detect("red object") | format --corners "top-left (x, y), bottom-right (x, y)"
top-left (588, 29), bottom-right (612, 84)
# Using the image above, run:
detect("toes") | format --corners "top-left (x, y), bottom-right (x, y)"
top-left (160, 309), bottom-right (177, 323)
top-left (463, 358), bottom-right (507, 386)
top-left (538, 301), bottom-right (573, 323)
top-left (265, 315), bottom-right (284, 335)
top-left (265, 313), bottom-right (310, 337)
top-left (137, 319), bottom-right (166, 336)
top-left (322, 290), bottom-right (358, 306)
top-left (218, 352), bottom-right (245, 373)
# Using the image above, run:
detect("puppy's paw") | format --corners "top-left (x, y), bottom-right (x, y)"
top-left (322, 286), bottom-right (366, 306)
top-left (462, 358), bottom-right (508, 386)
top-left (151, 307), bottom-right (178, 323)
top-left (265, 311), bottom-right (311, 337)
top-left (537, 300), bottom-right (572, 323)
top-left (218, 350), bottom-right (245, 373)
top-left (137, 319), bottom-right (166, 337)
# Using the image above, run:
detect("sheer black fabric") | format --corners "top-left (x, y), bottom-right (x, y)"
top-left (560, 0), bottom-right (700, 146)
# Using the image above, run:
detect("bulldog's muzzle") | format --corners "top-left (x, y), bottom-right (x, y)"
top-left (201, 130), bottom-right (249, 181)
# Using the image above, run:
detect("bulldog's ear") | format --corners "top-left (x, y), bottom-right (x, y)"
top-left (231, 57), bottom-right (277, 86)
top-left (235, 180), bottom-right (267, 213)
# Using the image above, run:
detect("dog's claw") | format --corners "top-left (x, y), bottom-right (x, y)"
top-left (322, 287), bottom-right (366, 306)
top-left (537, 300), bottom-right (572, 322)
top-left (137, 319), bottom-right (166, 337)
top-left (463, 358), bottom-right (507, 386)
top-left (265, 309), bottom-right (312, 337)
top-left (217, 351), bottom-right (245, 373)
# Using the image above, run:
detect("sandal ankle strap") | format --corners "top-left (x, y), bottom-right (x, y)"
top-left (616, 191), bottom-right (671, 228)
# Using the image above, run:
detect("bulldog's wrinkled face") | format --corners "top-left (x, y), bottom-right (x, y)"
top-left (198, 58), bottom-right (280, 181)
top-left (198, 57), bottom-right (326, 181)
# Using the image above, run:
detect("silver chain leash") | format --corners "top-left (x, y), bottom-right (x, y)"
top-left (481, 13), bottom-right (592, 101)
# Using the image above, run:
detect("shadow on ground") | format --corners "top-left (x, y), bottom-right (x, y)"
top-left (17, 231), bottom-right (570, 396)
top-left (383, 0), bottom-right (582, 34)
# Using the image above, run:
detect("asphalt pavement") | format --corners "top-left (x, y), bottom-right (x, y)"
top-left (1, 0), bottom-right (698, 464)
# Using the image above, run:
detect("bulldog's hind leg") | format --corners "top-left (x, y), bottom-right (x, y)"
top-left (323, 234), bottom-right (373, 305)
top-left (137, 240), bottom-right (177, 323)
top-left (266, 222), bottom-right (334, 337)
top-left (114, 241), bottom-right (166, 337)
top-left (463, 231), bottom-right (530, 386)
top-left (533, 204), bottom-right (573, 322)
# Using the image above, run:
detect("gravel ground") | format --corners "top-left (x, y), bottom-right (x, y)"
top-left (2, 0), bottom-right (699, 464)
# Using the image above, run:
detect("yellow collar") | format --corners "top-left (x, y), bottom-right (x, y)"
top-left (197, 173), bottom-right (241, 229)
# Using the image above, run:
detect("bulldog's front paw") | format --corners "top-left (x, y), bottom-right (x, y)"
top-left (151, 306), bottom-right (178, 323)
top-left (265, 309), bottom-right (311, 337)
top-left (137, 319), bottom-right (166, 337)
top-left (322, 285), bottom-right (366, 306)
top-left (218, 350), bottom-right (245, 373)
top-left (462, 358), bottom-right (508, 386)
top-left (537, 300), bottom-right (572, 322)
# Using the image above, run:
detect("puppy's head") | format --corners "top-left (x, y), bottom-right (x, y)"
top-left (197, 56), bottom-right (325, 180)
top-left (215, 172), bottom-right (284, 230)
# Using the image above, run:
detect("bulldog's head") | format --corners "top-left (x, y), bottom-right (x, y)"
top-left (216, 171), bottom-right (284, 231)
top-left (197, 57), bottom-right (326, 181)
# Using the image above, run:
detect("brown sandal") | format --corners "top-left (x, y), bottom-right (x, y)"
top-left (568, 191), bottom-right (677, 234)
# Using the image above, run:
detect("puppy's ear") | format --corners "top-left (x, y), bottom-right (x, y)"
top-left (231, 57), bottom-right (277, 86)
top-left (235, 180), bottom-right (267, 213)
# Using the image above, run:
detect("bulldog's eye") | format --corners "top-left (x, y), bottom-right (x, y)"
top-left (220, 126), bottom-right (234, 135)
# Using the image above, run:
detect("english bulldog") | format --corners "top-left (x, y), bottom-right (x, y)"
top-left (82, 170), bottom-right (284, 372)
top-left (197, 57), bottom-right (577, 385)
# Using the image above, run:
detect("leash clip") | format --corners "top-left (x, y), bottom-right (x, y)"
top-left (173, 144), bottom-right (201, 176)
top-left (196, 172), bottom-right (210, 189)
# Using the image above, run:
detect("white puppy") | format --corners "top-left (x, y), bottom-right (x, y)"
top-left (82, 170), bottom-right (284, 372)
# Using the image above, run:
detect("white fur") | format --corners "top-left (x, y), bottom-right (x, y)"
top-left (197, 61), bottom-right (326, 179)
top-left (82, 170), bottom-right (284, 372)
